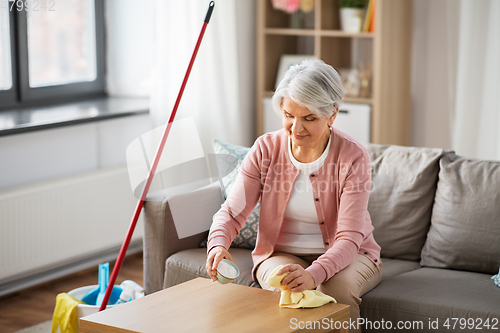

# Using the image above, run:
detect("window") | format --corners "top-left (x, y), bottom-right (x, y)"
top-left (0, 0), bottom-right (105, 110)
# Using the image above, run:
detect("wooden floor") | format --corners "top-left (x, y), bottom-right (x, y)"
top-left (0, 253), bottom-right (143, 333)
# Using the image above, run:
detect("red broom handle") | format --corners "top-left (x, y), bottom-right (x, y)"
top-left (99, 1), bottom-right (215, 311)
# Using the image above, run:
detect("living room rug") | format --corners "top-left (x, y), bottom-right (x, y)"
top-left (14, 321), bottom-right (54, 333)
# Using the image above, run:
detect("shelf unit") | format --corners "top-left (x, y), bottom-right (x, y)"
top-left (256, 0), bottom-right (413, 145)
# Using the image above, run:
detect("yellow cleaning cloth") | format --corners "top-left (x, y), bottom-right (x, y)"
top-left (265, 265), bottom-right (336, 308)
top-left (51, 293), bottom-right (84, 333)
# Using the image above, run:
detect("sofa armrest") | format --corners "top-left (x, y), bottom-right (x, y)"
top-left (143, 182), bottom-right (224, 295)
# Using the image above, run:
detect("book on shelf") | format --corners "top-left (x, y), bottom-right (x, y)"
top-left (362, 0), bottom-right (376, 33)
top-left (369, 0), bottom-right (376, 32)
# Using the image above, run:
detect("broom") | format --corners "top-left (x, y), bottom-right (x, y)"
top-left (99, 1), bottom-right (215, 311)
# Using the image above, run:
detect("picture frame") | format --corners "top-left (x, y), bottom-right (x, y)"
top-left (275, 54), bottom-right (316, 89)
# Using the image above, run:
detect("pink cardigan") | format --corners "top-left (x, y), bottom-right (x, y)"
top-left (207, 127), bottom-right (381, 287)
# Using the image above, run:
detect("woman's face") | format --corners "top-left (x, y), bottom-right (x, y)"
top-left (282, 97), bottom-right (336, 150)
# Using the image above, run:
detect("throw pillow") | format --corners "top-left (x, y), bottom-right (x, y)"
top-left (364, 143), bottom-right (390, 162)
top-left (366, 145), bottom-right (445, 261)
top-left (200, 140), bottom-right (260, 249)
top-left (420, 152), bottom-right (500, 274)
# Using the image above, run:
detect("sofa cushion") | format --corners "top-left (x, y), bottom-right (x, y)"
top-left (164, 248), bottom-right (259, 289)
top-left (361, 268), bottom-right (500, 333)
top-left (365, 145), bottom-right (444, 261)
top-left (421, 152), bottom-right (500, 274)
top-left (380, 258), bottom-right (421, 281)
top-left (200, 140), bottom-right (260, 249)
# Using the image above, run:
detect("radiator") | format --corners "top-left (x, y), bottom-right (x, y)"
top-left (0, 167), bottom-right (143, 296)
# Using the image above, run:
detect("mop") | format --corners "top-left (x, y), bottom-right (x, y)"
top-left (98, 1), bottom-right (215, 311)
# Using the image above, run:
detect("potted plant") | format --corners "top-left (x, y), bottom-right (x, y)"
top-left (339, 0), bottom-right (367, 33)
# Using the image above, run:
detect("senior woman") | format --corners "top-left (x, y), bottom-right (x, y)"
top-left (206, 59), bottom-right (382, 331)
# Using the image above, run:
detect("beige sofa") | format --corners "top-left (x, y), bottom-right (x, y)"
top-left (143, 144), bottom-right (500, 332)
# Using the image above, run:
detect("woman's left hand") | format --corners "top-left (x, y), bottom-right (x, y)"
top-left (276, 264), bottom-right (316, 292)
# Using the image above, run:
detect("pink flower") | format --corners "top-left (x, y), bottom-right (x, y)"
top-left (271, 0), bottom-right (300, 14)
top-left (285, 0), bottom-right (300, 13)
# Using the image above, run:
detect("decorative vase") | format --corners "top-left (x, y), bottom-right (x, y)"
top-left (290, 10), bottom-right (305, 29)
top-left (339, 8), bottom-right (364, 33)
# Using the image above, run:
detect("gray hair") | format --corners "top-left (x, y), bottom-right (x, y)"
top-left (272, 59), bottom-right (345, 119)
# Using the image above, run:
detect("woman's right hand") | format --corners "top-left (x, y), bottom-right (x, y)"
top-left (206, 245), bottom-right (234, 282)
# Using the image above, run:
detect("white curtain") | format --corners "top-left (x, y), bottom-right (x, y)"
top-left (448, 0), bottom-right (500, 160)
top-left (150, 0), bottom-right (255, 154)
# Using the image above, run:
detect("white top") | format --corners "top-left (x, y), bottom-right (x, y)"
top-left (274, 135), bottom-right (331, 255)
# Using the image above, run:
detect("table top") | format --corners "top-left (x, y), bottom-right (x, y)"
top-left (80, 277), bottom-right (349, 333)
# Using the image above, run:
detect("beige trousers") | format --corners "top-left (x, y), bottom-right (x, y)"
top-left (256, 252), bottom-right (383, 333)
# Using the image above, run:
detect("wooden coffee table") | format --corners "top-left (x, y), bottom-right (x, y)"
top-left (80, 277), bottom-right (350, 333)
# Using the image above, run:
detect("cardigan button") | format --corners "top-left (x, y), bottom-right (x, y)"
top-left (364, 252), bottom-right (368, 255)
top-left (375, 259), bottom-right (378, 263)
top-left (315, 198), bottom-right (319, 201)
top-left (320, 221), bottom-right (324, 225)
top-left (325, 242), bottom-right (329, 246)
top-left (310, 173), bottom-right (315, 177)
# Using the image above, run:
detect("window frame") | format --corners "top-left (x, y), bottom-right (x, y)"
top-left (0, 9), bottom-right (18, 108)
top-left (0, 0), bottom-right (106, 111)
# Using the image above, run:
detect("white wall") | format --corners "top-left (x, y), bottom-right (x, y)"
top-left (0, 115), bottom-right (152, 191)
top-left (411, 0), bottom-right (452, 150)
top-left (235, 1), bottom-right (257, 147)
